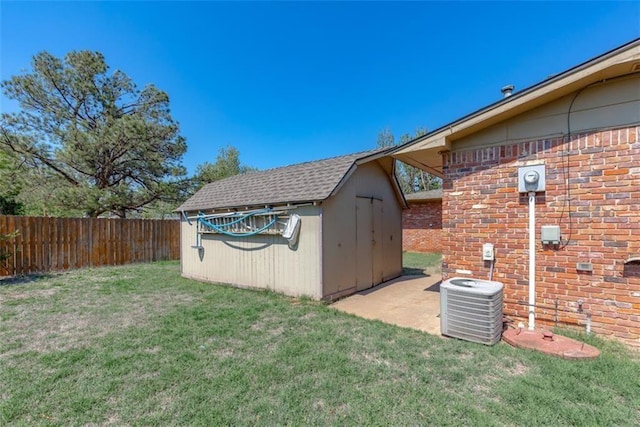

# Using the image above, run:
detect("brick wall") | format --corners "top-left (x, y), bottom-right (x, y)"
top-left (442, 126), bottom-right (640, 348)
top-left (402, 201), bottom-right (442, 252)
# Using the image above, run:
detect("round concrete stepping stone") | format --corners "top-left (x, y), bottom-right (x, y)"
top-left (502, 328), bottom-right (600, 359)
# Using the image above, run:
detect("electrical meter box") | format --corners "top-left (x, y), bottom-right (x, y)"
top-left (518, 164), bottom-right (546, 193)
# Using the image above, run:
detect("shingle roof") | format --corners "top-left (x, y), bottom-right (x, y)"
top-left (177, 150), bottom-right (385, 212)
top-left (404, 189), bottom-right (443, 201)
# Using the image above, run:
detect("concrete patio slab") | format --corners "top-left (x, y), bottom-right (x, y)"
top-left (330, 274), bottom-right (442, 335)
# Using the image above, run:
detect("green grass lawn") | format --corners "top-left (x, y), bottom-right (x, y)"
top-left (1, 261), bottom-right (638, 425)
top-left (403, 251), bottom-right (442, 275)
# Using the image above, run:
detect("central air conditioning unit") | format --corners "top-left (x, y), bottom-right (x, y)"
top-left (440, 278), bottom-right (504, 345)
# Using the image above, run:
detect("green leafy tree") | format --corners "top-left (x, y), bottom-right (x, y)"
top-left (0, 146), bottom-right (79, 216)
top-left (0, 50), bottom-right (187, 218)
top-left (192, 145), bottom-right (256, 191)
top-left (0, 230), bottom-right (19, 271)
top-left (376, 127), bottom-right (442, 193)
top-left (138, 146), bottom-right (254, 219)
top-left (139, 177), bottom-right (193, 219)
top-left (0, 230), bottom-right (18, 269)
top-left (0, 150), bottom-right (25, 215)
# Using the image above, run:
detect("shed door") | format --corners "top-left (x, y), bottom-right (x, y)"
top-left (356, 197), bottom-right (383, 291)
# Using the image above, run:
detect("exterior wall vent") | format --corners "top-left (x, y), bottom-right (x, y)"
top-left (440, 278), bottom-right (504, 345)
top-left (623, 255), bottom-right (640, 278)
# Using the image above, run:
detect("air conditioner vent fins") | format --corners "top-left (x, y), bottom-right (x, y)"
top-left (440, 278), bottom-right (504, 345)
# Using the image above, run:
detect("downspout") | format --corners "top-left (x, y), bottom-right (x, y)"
top-left (519, 165), bottom-right (545, 330)
top-left (528, 191), bottom-right (536, 330)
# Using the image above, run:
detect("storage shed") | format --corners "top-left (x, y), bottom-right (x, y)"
top-left (391, 39), bottom-right (640, 347)
top-left (177, 150), bottom-right (407, 300)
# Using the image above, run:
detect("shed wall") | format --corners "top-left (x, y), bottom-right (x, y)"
top-left (180, 206), bottom-right (323, 298)
top-left (321, 161), bottom-right (403, 299)
top-left (441, 76), bottom-right (640, 347)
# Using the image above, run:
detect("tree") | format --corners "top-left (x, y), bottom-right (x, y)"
top-left (376, 127), bottom-right (442, 194)
top-left (0, 51), bottom-right (187, 218)
top-left (0, 230), bottom-right (19, 265)
top-left (1, 144), bottom-right (79, 216)
top-left (0, 150), bottom-right (24, 215)
top-left (192, 145), bottom-right (256, 191)
top-left (134, 146), bottom-right (254, 219)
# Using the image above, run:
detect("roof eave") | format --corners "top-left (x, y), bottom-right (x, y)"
top-left (328, 148), bottom-right (391, 198)
top-left (390, 38), bottom-right (640, 174)
top-left (391, 160), bottom-right (409, 209)
top-left (177, 199), bottom-right (324, 214)
top-left (354, 147), bottom-right (394, 165)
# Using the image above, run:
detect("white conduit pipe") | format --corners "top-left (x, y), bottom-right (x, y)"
top-left (528, 191), bottom-right (536, 331)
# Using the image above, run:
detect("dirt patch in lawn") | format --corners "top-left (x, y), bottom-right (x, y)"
top-left (0, 274), bottom-right (195, 359)
top-left (2, 287), bottom-right (59, 300)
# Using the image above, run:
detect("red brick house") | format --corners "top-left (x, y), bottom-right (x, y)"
top-left (392, 39), bottom-right (640, 347)
top-left (402, 189), bottom-right (442, 253)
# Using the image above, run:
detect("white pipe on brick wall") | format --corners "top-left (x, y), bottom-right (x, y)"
top-left (528, 191), bottom-right (536, 330)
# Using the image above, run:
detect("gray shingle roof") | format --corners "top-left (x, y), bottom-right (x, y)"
top-left (177, 150), bottom-right (384, 212)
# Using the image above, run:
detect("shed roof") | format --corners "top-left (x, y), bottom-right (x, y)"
top-left (404, 189), bottom-right (443, 202)
top-left (177, 149), bottom-right (390, 212)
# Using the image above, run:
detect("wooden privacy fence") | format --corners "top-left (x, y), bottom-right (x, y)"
top-left (0, 216), bottom-right (180, 276)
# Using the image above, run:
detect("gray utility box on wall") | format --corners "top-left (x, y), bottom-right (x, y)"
top-left (518, 164), bottom-right (546, 193)
top-left (440, 278), bottom-right (504, 345)
top-left (541, 225), bottom-right (561, 244)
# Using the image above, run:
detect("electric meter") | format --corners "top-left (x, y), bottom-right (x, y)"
top-left (524, 170), bottom-right (539, 185)
top-left (518, 165), bottom-right (546, 192)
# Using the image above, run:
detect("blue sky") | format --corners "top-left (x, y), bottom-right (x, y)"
top-left (1, 1), bottom-right (639, 174)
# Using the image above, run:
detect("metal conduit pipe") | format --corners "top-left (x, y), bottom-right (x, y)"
top-left (528, 191), bottom-right (536, 330)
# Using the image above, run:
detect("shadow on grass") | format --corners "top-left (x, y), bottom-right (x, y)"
top-left (402, 267), bottom-right (427, 276)
top-left (0, 273), bottom-right (53, 287)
